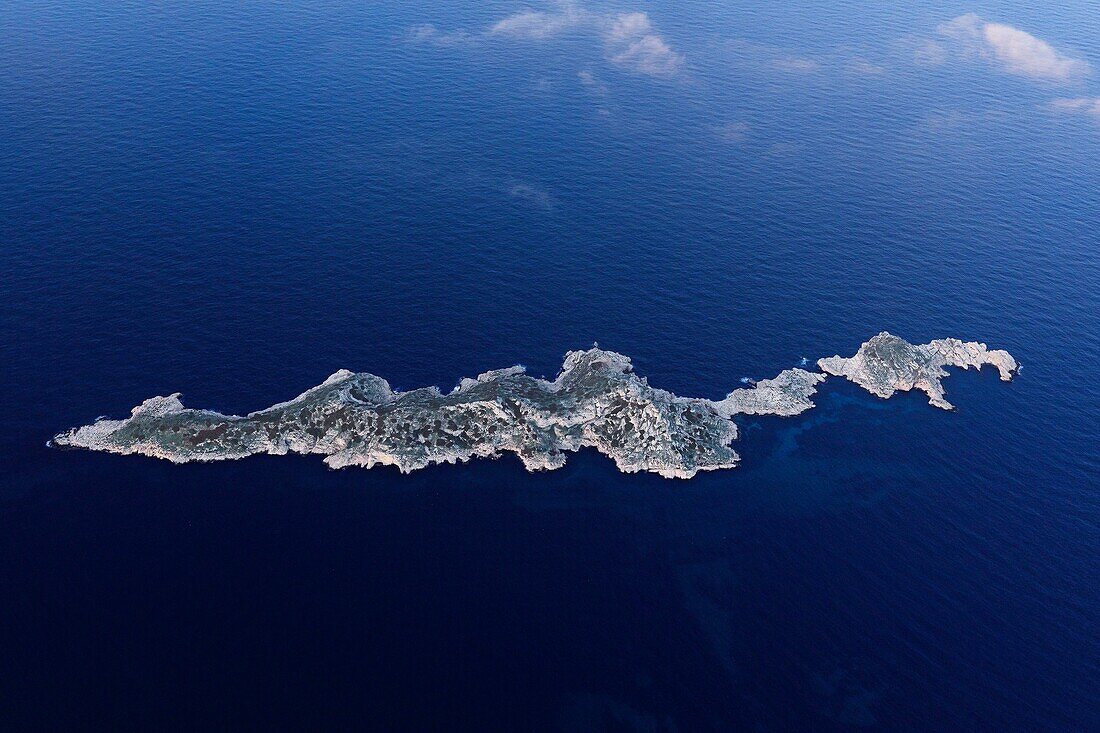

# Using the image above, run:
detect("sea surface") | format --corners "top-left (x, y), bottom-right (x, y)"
top-left (1, 1), bottom-right (1098, 730)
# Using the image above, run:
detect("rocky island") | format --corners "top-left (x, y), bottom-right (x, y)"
top-left (818, 332), bottom-right (1018, 410)
top-left (53, 333), bottom-right (1017, 478)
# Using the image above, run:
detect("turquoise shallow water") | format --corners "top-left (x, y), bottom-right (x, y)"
top-left (1, 1), bottom-right (1098, 729)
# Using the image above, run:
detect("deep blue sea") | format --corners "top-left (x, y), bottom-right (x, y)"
top-left (2, 1), bottom-right (1098, 730)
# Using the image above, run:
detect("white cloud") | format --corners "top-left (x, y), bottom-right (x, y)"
top-left (935, 13), bottom-right (1088, 82)
top-left (983, 22), bottom-right (1087, 81)
top-left (1049, 97), bottom-right (1100, 118)
top-left (603, 15), bottom-right (683, 77)
top-left (936, 13), bottom-right (985, 50)
top-left (604, 12), bottom-right (652, 44)
top-left (414, 3), bottom-right (683, 79)
top-left (495, 5), bottom-right (686, 78)
top-left (490, 5), bottom-right (583, 39)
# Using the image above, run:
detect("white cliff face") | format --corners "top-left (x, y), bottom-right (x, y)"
top-left (818, 332), bottom-right (1019, 410)
top-left (53, 334), bottom-right (1017, 478)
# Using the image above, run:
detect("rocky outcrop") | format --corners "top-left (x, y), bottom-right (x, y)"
top-left (713, 369), bottom-right (825, 417)
top-left (818, 332), bottom-right (1018, 410)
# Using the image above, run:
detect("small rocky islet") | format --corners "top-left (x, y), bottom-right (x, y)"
top-left (52, 332), bottom-right (1017, 479)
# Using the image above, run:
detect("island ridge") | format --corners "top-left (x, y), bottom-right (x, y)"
top-left (53, 333), bottom-right (1018, 478)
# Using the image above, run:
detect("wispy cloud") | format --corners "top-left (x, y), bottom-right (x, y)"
top-left (917, 109), bottom-right (972, 132)
top-left (602, 11), bottom-right (650, 44)
top-left (602, 12), bottom-right (683, 77)
top-left (489, 3), bottom-right (584, 40)
top-left (714, 122), bottom-right (750, 143)
top-left (413, 3), bottom-right (683, 79)
top-left (771, 56), bottom-right (820, 73)
top-left (845, 58), bottom-right (886, 76)
top-left (578, 69), bottom-right (608, 95)
top-left (508, 183), bottom-right (555, 211)
top-left (408, 24), bottom-right (474, 48)
top-left (912, 38), bottom-right (948, 67)
top-left (1049, 97), bottom-right (1100, 118)
top-left (724, 39), bottom-right (883, 79)
top-left (930, 14), bottom-right (1088, 82)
